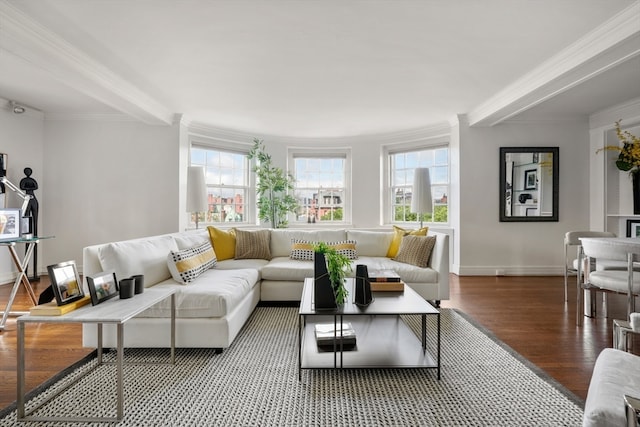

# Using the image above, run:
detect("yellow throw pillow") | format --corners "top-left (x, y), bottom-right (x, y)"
top-left (207, 226), bottom-right (236, 261)
top-left (386, 225), bottom-right (429, 258)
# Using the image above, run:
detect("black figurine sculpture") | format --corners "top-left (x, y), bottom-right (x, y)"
top-left (20, 167), bottom-right (39, 279)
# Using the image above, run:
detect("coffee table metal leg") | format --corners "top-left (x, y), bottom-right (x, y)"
top-left (117, 323), bottom-right (124, 420)
top-left (421, 314), bottom-right (426, 351)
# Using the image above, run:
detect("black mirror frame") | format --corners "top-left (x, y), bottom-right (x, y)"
top-left (499, 147), bottom-right (559, 222)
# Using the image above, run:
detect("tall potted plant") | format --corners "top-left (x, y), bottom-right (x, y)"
top-left (248, 138), bottom-right (299, 228)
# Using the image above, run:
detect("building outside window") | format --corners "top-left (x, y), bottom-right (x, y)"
top-left (292, 152), bottom-right (349, 224)
top-left (190, 145), bottom-right (250, 225)
top-left (390, 147), bottom-right (449, 224)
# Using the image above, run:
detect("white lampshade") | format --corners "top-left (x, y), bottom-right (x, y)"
top-left (186, 166), bottom-right (208, 213)
top-left (411, 168), bottom-right (432, 214)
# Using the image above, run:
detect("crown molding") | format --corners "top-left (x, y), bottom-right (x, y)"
top-left (0, 1), bottom-right (174, 126)
top-left (467, 1), bottom-right (640, 127)
top-left (182, 115), bottom-right (451, 145)
top-left (44, 112), bottom-right (143, 122)
top-left (589, 96), bottom-right (640, 130)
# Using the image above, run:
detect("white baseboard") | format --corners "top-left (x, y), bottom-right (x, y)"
top-left (453, 265), bottom-right (565, 276)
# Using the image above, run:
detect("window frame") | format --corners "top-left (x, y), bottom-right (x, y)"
top-left (189, 136), bottom-right (255, 226)
top-left (288, 147), bottom-right (352, 225)
top-left (383, 137), bottom-right (450, 226)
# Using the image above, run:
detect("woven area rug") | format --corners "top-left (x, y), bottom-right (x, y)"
top-left (0, 307), bottom-right (584, 426)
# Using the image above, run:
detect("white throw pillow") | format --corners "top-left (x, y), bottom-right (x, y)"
top-left (167, 241), bottom-right (217, 284)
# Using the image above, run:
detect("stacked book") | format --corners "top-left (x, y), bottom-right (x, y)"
top-left (29, 296), bottom-right (91, 316)
top-left (368, 269), bottom-right (404, 291)
top-left (314, 322), bottom-right (357, 350)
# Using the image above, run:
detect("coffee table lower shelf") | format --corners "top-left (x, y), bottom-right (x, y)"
top-left (299, 314), bottom-right (439, 376)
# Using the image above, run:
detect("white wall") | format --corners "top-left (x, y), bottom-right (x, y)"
top-left (0, 104), bottom-right (45, 283)
top-left (455, 117), bottom-right (591, 275)
top-left (42, 119), bottom-right (180, 272)
top-left (0, 108), bottom-right (624, 282)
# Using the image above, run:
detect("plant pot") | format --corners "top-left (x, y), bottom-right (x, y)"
top-left (314, 252), bottom-right (337, 310)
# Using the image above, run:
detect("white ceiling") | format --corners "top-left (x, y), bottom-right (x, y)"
top-left (1, 0), bottom-right (639, 137)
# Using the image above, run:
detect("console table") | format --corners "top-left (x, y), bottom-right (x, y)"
top-left (0, 236), bottom-right (53, 331)
top-left (17, 286), bottom-right (177, 422)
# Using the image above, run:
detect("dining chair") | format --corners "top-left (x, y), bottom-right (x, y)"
top-left (577, 237), bottom-right (640, 326)
top-left (563, 231), bottom-right (616, 302)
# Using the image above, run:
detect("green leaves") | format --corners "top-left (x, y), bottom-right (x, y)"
top-left (313, 242), bottom-right (352, 305)
top-left (248, 138), bottom-right (299, 228)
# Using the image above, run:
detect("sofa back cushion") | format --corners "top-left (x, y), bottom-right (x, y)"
top-left (346, 230), bottom-right (393, 257)
top-left (98, 235), bottom-right (178, 287)
top-left (270, 229), bottom-right (347, 257)
top-left (173, 230), bottom-right (210, 249)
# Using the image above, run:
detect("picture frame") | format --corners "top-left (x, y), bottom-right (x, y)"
top-left (47, 260), bottom-right (85, 306)
top-left (0, 208), bottom-right (21, 241)
top-left (524, 169), bottom-right (537, 190)
top-left (532, 152), bottom-right (539, 164)
top-left (627, 219), bottom-right (640, 238)
top-left (87, 271), bottom-right (119, 305)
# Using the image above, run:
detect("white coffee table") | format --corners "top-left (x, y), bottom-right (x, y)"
top-left (299, 277), bottom-right (440, 380)
top-left (17, 286), bottom-right (177, 422)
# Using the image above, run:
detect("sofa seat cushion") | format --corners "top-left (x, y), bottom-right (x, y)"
top-left (139, 268), bottom-right (260, 318)
top-left (215, 258), bottom-right (269, 275)
top-left (354, 256), bottom-right (438, 283)
top-left (584, 348), bottom-right (640, 427)
top-left (261, 257), bottom-right (314, 281)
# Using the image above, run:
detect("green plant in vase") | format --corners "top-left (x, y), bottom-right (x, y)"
top-left (313, 242), bottom-right (351, 305)
top-left (598, 120), bottom-right (640, 214)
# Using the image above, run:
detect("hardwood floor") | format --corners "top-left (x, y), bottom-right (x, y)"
top-left (0, 273), bottom-right (635, 409)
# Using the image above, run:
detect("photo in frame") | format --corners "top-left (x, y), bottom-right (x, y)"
top-left (524, 169), bottom-right (537, 190)
top-left (0, 208), bottom-right (21, 241)
top-left (87, 271), bottom-right (119, 305)
top-left (627, 219), bottom-right (640, 238)
top-left (47, 260), bottom-right (85, 306)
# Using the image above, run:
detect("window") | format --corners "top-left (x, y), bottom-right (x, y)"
top-left (389, 147), bottom-right (449, 224)
top-left (291, 151), bottom-right (350, 224)
top-left (190, 145), bottom-right (250, 225)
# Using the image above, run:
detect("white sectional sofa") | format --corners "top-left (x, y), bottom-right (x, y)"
top-left (82, 227), bottom-right (449, 350)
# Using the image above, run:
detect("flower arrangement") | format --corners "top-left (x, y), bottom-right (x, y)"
top-left (598, 120), bottom-right (640, 174)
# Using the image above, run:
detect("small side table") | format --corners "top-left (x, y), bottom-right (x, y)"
top-left (0, 236), bottom-right (54, 331)
top-left (613, 319), bottom-right (639, 352)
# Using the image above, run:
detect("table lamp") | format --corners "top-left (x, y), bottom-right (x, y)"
top-left (411, 168), bottom-right (432, 228)
top-left (186, 166), bottom-right (207, 229)
top-left (1, 176), bottom-right (32, 213)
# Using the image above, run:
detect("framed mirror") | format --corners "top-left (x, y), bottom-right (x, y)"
top-left (499, 147), bottom-right (559, 222)
top-left (0, 153), bottom-right (6, 208)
